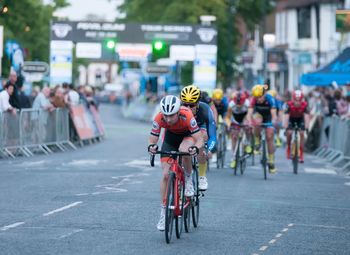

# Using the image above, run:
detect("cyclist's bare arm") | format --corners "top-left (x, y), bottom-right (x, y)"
top-left (271, 108), bottom-right (277, 123)
top-left (191, 131), bottom-right (204, 150)
top-left (247, 107), bottom-right (254, 124)
top-left (304, 113), bottom-right (310, 130)
top-left (148, 134), bottom-right (159, 153)
top-left (225, 107), bottom-right (232, 127)
top-left (283, 113), bottom-right (290, 129)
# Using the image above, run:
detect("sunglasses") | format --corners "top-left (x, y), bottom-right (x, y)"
top-left (182, 103), bottom-right (198, 108)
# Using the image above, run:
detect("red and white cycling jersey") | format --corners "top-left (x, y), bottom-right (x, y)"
top-left (285, 101), bottom-right (309, 119)
top-left (151, 106), bottom-right (200, 136)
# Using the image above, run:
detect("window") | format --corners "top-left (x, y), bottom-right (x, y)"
top-left (297, 7), bottom-right (311, 38)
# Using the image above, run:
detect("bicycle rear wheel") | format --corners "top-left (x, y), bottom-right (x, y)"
top-left (184, 200), bottom-right (191, 232)
top-left (175, 178), bottom-right (185, 239)
top-left (293, 140), bottom-right (298, 174)
top-left (222, 128), bottom-right (227, 167)
top-left (165, 172), bottom-right (175, 243)
top-left (251, 135), bottom-right (255, 166)
top-left (192, 166), bottom-right (200, 227)
top-left (262, 140), bottom-right (267, 180)
top-left (240, 153), bottom-right (246, 175)
top-left (234, 138), bottom-right (241, 175)
top-left (216, 133), bottom-right (222, 169)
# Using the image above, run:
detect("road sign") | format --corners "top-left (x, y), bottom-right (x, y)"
top-left (22, 61), bottom-right (49, 74)
top-left (145, 65), bottom-right (170, 75)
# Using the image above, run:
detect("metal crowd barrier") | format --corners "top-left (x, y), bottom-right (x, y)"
top-left (0, 108), bottom-right (76, 159)
top-left (314, 116), bottom-right (350, 174)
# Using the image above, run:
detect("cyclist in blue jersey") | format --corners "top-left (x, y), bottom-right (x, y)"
top-left (267, 89), bottom-right (283, 147)
top-left (212, 88), bottom-right (228, 121)
top-left (181, 85), bottom-right (217, 191)
top-left (247, 84), bottom-right (278, 173)
top-left (200, 90), bottom-right (218, 122)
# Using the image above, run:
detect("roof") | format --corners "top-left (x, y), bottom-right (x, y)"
top-left (276, 0), bottom-right (343, 11)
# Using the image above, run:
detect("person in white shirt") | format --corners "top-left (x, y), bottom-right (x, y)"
top-left (64, 84), bottom-right (80, 107)
top-left (0, 83), bottom-right (16, 115)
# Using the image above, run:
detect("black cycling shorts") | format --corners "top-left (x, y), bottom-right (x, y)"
top-left (161, 130), bottom-right (192, 159)
top-left (288, 118), bottom-right (305, 130)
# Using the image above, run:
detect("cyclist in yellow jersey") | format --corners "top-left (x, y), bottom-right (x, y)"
top-left (266, 89), bottom-right (283, 147)
top-left (247, 85), bottom-right (278, 173)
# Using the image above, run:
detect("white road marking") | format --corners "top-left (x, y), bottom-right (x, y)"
top-left (304, 167), bottom-right (336, 175)
top-left (76, 193), bottom-right (89, 196)
top-left (43, 201), bottom-right (82, 217)
top-left (259, 246), bottom-right (268, 251)
top-left (0, 222), bottom-right (25, 231)
top-left (65, 160), bottom-right (107, 166)
top-left (58, 229), bottom-right (83, 239)
top-left (253, 223), bottom-right (293, 254)
top-left (19, 160), bottom-right (46, 167)
top-left (294, 223), bottom-right (346, 230)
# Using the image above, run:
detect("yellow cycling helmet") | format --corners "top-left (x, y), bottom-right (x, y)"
top-left (251, 84), bottom-right (265, 98)
top-left (212, 88), bottom-right (224, 100)
top-left (181, 85), bottom-right (201, 103)
top-left (267, 89), bottom-right (277, 97)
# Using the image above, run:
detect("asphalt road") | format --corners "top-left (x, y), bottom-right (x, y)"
top-left (0, 104), bottom-right (349, 255)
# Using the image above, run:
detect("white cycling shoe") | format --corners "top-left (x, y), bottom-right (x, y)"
top-left (199, 176), bottom-right (208, 191)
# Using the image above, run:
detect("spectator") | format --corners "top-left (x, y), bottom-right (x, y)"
top-left (29, 86), bottom-right (40, 106)
top-left (6, 70), bottom-right (21, 109)
top-left (32, 87), bottom-right (55, 112)
top-left (334, 89), bottom-right (348, 116)
top-left (84, 86), bottom-right (98, 109)
top-left (18, 84), bottom-right (31, 109)
top-left (64, 83), bottom-right (80, 107)
top-left (50, 87), bottom-right (66, 108)
top-left (77, 85), bottom-right (89, 107)
top-left (0, 83), bottom-right (17, 115)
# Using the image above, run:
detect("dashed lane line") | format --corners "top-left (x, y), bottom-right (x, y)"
top-left (43, 201), bottom-right (82, 217)
top-left (253, 223), bottom-right (293, 254)
top-left (0, 222), bottom-right (25, 231)
top-left (259, 246), bottom-right (268, 251)
top-left (268, 239), bottom-right (276, 244)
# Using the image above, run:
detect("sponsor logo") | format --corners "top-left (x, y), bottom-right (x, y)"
top-left (179, 114), bottom-right (187, 121)
top-left (190, 117), bottom-right (197, 128)
top-left (152, 121), bottom-right (159, 130)
top-left (52, 24), bottom-right (72, 38)
top-left (196, 28), bottom-right (217, 43)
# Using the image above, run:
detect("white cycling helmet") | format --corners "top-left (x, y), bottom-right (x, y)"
top-left (160, 95), bottom-right (181, 115)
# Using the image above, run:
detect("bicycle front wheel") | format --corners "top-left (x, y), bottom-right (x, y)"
top-left (175, 178), bottom-right (185, 239)
top-left (293, 140), bottom-right (298, 174)
top-left (262, 140), bottom-right (267, 180)
top-left (192, 166), bottom-right (200, 227)
top-left (165, 172), bottom-right (175, 243)
top-left (234, 138), bottom-right (241, 175)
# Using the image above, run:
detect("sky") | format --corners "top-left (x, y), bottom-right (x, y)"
top-left (45, 0), bottom-right (125, 21)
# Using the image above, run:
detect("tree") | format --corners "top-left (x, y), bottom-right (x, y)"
top-left (119, 0), bottom-right (274, 87)
top-left (0, 0), bottom-right (69, 78)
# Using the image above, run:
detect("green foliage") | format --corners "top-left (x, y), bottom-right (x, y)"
top-left (0, 0), bottom-right (69, 77)
top-left (120, 0), bottom-right (274, 86)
